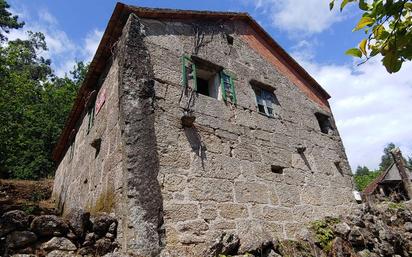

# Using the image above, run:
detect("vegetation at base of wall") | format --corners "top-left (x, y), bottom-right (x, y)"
top-left (0, 1), bottom-right (87, 180)
top-left (387, 201), bottom-right (405, 210)
top-left (310, 217), bottom-right (340, 252)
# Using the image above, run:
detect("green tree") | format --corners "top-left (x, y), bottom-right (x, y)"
top-left (355, 165), bottom-right (370, 175)
top-left (354, 171), bottom-right (381, 191)
top-left (0, 0), bottom-right (86, 179)
top-left (407, 156), bottom-right (412, 169)
top-left (0, 31), bottom-right (86, 179)
top-left (0, 0), bottom-right (24, 42)
top-left (378, 142), bottom-right (396, 171)
top-left (330, 0), bottom-right (412, 73)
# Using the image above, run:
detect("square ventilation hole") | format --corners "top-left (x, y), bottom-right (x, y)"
top-left (271, 165), bottom-right (284, 174)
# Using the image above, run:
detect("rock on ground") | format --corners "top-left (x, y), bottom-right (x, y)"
top-left (6, 231), bottom-right (37, 249)
top-left (31, 215), bottom-right (69, 237)
top-left (41, 237), bottom-right (77, 251)
top-left (64, 207), bottom-right (90, 239)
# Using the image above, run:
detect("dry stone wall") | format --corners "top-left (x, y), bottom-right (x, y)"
top-left (52, 57), bottom-right (125, 238)
top-left (52, 14), bottom-right (355, 256)
top-left (139, 17), bottom-right (356, 255)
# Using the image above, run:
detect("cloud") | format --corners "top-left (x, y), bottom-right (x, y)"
top-left (83, 29), bottom-right (103, 61)
top-left (7, 8), bottom-right (102, 77)
top-left (297, 56), bottom-right (412, 170)
top-left (247, 0), bottom-right (348, 35)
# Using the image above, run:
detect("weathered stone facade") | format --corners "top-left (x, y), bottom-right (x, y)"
top-left (52, 4), bottom-right (355, 256)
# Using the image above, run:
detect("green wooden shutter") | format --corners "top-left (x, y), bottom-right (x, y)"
top-left (220, 71), bottom-right (227, 101)
top-left (182, 55), bottom-right (197, 91)
top-left (220, 71), bottom-right (236, 104)
top-left (229, 76), bottom-right (237, 104)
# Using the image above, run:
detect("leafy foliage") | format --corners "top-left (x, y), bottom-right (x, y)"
top-left (0, 1), bottom-right (87, 179)
top-left (355, 165), bottom-right (370, 176)
top-left (311, 217), bottom-right (340, 252)
top-left (0, 0), bottom-right (24, 42)
top-left (379, 142), bottom-right (396, 171)
top-left (330, 0), bottom-right (412, 73)
top-left (354, 170), bottom-right (381, 191)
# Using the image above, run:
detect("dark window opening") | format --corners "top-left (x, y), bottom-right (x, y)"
top-left (334, 161), bottom-right (344, 176)
top-left (315, 112), bottom-right (333, 134)
top-left (271, 165), bottom-right (284, 174)
top-left (85, 90), bottom-right (97, 135)
top-left (258, 104), bottom-right (265, 113)
top-left (226, 34), bottom-right (234, 45)
top-left (196, 77), bottom-right (210, 96)
top-left (182, 56), bottom-right (237, 103)
top-left (252, 84), bottom-right (280, 117)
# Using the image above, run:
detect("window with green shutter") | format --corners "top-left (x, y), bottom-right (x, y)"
top-left (181, 56), bottom-right (237, 103)
top-left (86, 90), bottom-right (97, 135)
top-left (182, 55), bottom-right (197, 91)
top-left (220, 71), bottom-right (237, 104)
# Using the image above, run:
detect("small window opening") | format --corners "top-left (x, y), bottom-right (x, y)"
top-left (86, 90), bottom-right (97, 135)
top-left (68, 131), bottom-right (76, 161)
top-left (182, 56), bottom-right (237, 103)
top-left (196, 68), bottom-right (219, 98)
top-left (315, 112), bottom-right (333, 134)
top-left (271, 165), bottom-right (284, 174)
top-left (226, 34), bottom-right (234, 45)
top-left (334, 161), bottom-right (344, 176)
top-left (252, 82), bottom-right (280, 117)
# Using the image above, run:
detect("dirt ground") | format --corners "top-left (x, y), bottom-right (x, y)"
top-left (0, 179), bottom-right (56, 215)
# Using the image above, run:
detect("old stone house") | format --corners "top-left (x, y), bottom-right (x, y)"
top-left (52, 3), bottom-right (355, 256)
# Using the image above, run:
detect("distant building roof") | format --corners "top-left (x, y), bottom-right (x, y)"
top-left (363, 162), bottom-right (412, 195)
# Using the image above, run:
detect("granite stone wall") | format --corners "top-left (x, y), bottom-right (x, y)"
top-left (139, 17), bottom-right (356, 256)
top-left (53, 14), bottom-right (355, 257)
top-left (51, 57), bottom-right (125, 237)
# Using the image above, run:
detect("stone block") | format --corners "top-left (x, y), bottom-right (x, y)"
top-left (234, 181), bottom-right (269, 204)
top-left (210, 220), bottom-right (236, 230)
top-left (163, 174), bottom-right (186, 192)
top-left (301, 186), bottom-right (322, 206)
top-left (262, 206), bottom-right (292, 222)
top-left (176, 219), bottom-right (209, 234)
top-left (163, 203), bottom-right (198, 221)
top-left (218, 203), bottom-right (248, 219)
top-left (188, 178), bottom-right (233, 202)
top-left (277, 184), bottom-right (301, 207)
top-left (232, 142), bottom-right (261, 162)
top-left (200, 203), bottom-right (218, 220)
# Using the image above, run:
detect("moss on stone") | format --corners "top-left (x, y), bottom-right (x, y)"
top-left (89, 189), bottom-right (115, 215)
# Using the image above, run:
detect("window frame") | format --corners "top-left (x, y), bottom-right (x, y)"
top-left (315, 112), bottom-right (334, 134)
top-left (252, 84), bottom-right (278, 117)
top-left (85, 90), bottom-right (97, 135)
top-left (181, 55), bottom-right (237, 104)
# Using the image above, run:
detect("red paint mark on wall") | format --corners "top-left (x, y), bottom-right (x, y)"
top-left (95, 88), bottom-right (106, 114)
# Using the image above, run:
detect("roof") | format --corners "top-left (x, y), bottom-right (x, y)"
top-left (363, 162), bottom-right (412, 195)
top-left (52, 2), bottom-right (332, 162)
top-left (363, 164), bottom-right (393, 195)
